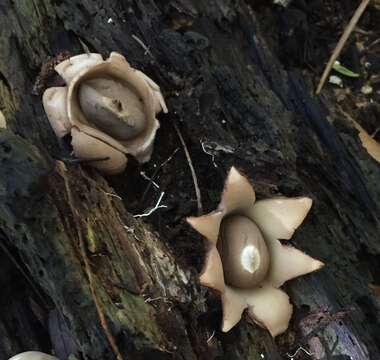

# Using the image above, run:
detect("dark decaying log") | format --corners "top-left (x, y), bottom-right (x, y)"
top-left (0, 1), bottom-right (379, 359)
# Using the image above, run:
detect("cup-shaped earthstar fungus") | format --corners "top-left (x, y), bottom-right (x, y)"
top-left (8, 351), bottom-right (58, 360)
top-left (42, 52), bottom-right (168, 174)
top-left (187, 167), bottom-right (324, 337)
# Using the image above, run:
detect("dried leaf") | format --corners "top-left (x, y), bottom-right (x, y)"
top-left (358, 129), bottom-right (380, 163)
top-left (329, 75), bottom-right (343, 87)
top-left (339, 107), bottom-right (380, 164)
top-left (369, 283), bottom-right (380, 296)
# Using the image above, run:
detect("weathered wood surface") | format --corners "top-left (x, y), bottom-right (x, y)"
top-left (0, 1), bottom-right (379, 359)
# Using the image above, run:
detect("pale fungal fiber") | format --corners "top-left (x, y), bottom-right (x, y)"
top-left (43, 52), bottom-right (167, 174)
top-left (187, 167), bottom-right (324, 336)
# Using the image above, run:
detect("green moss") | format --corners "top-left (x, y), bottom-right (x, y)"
top-left (67, 355), bottom-right (79, 360)
top-left (86, 224), bottom-right (97, 253)
top-left (116, 292), bottom-right (165, 347)
top-left (245, 348), bottom-right (266, 360)
top-left (0, 81), bottom-right (18, 119)
top-left (81, 269), bottom-right (164, 350)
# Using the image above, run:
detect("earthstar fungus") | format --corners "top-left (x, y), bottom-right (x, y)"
top-left (187, 167), bottom-right (324, 336)
top-left (8, 351), bottom-right (58, 360)
top-left (43, 52), bottom-right (167, 174)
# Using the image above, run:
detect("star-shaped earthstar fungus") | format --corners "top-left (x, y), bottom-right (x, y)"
top-left (187, 167), bottom-right (324, 337)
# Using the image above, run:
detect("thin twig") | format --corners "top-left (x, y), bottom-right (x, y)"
top-left (140, 148), bottom-right (179, 205)
top-left (201, 140), bottom-right (217, 168)
top-left (143, 295), bottom-right (174, 312)
top-left (123, 225), bottom-right (140, 241)
top-left (144, 296), bottom-right (172, 304)
top-left (160, 148), bottom-right (180, 168)
top-left (286, 345), bottom-right (314, 358)
top-left (77, 37), bottom-right (90, 54)
top-left (173, 121), bottom-right (203, 215)
top-left (372, 126), bottom-right (380, 138)
top-left (57, 164), bottom-right (124, 360)
top-left (206, 330), bottom-right (216, 343)
top-left (134, 191), bottom-right (167, 218)
top-left (131, 34), bottom-right (153, 57)
top-left (62, 156), bottom-right (110, 164)
top-left (144, 296), bottom-right (163, 303)
top-left (353, 27), bottom-right (373, 35)
top-left (104, 192), bottom-right (123, 200)
top-left (316, 0), bottom-right (370, 94)
top-left (367, 37), bottom-right (380, 50)
top-left (140, 171), bottom-right (160, 189)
